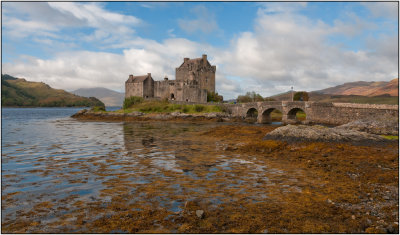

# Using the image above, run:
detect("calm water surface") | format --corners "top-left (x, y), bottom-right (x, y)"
top-left (2, 107), bottom-right (290, 231)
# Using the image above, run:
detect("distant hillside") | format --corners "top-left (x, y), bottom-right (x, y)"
top-left (267, 79), bottom-right (398, 105)
top-left (72, 87), bottom-right (124, 106)
top-left (269, 91), bottom-right (293, 101)
top-left (316, 78), bottom-right (398, 97)
top-left (1, 74), bottom-right (104, 107)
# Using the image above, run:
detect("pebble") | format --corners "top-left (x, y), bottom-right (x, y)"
top-left (327, 199), bottom-right (332, 204)
top-left (196, 210), bottom-right (204, 219)
top-left (383, 196), bottom-right (390, 200)
top-left (351, 215), bottom-right (356, 220)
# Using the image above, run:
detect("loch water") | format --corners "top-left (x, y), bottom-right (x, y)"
top-left (2, 107), bottom-right (290, 232)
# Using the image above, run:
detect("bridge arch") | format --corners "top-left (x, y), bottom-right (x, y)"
top-left (286, 107), bottom-right (307, 123)
top-left (246, 107), bottom-right (258, 118)
top-left (260, 107), bottom-right (283, 124)
top-left (245, 107), bottom-right (258, 123)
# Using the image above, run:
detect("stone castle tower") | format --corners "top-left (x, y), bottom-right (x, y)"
top-left (125, 54), bottom-right (217, 103)
top-left (175, 54), bottom-right (216, 93)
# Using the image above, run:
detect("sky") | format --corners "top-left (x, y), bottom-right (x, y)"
top-left (2, 1), bottom-right (398, 99)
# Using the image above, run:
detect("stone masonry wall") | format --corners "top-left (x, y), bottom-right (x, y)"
top-left (154, 80), bottom-right (207, 103)
top-left (125, 82), bottom-right (143, 98)
top-left (306, 102), bottom-right (398, 125)
top-left (224, 101), bottom-right (398, 125)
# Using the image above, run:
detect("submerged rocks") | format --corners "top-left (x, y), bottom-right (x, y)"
top-left (263, 124), bottom-right (388, 145)
top-left (336, 116), bottom-right (398, 135)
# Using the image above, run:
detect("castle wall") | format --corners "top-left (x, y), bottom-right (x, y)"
top-left (125, 82), bottom-right (143, 98)
top-left (175, 55), bottom-right (216, 93)
top-left (154, 80), bottom-right (207, 103)
top-left (126, 55), bottom-right (215, 103)
top-left (143, 78), bottom-right (154, 98)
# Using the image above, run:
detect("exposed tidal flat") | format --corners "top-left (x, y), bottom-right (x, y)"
top-left (2, 108), bottom-right (398, 233)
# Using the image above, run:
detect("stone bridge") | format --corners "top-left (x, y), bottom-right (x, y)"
top-left (224, 101), bottom-right (398, 125)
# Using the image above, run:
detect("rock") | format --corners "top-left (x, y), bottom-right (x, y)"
top-left (195, 210), bottom-right (204, 218)
top-left (336, 116), bottom-right (399, 135)
top-left (383, 196), bottom-right (390, 200)
top-left (327, 199), bottom-right (332, 204)
top-left (71, 109), bottom-right (87, 117)
top-left (126, 111), bottom-right (144, 116)
top-left (351, 215), bottom-right (356, 220)
top-left (386, 225), bottom-right (395, 233)
top-left (263, 124), bottom-right (388, 145)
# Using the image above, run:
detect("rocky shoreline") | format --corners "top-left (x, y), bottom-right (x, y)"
top-left (263, 124), bottom-right (396, 146)
top-left (72, 109), bottom-right (398, 145)
top-left (71, 109), bottom-right (238, 122)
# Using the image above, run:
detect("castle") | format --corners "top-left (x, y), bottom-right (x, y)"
top-left (125, 54), bottom-right (216, 103)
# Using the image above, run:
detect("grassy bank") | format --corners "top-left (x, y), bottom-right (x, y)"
top-left (119, 98), bottom-right (225, 114)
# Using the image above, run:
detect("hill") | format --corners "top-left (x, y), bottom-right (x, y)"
top-left (72, 87), bottom-right (124, 106)
top-left (1, 74), bottom-right (104, 107)
top-left (315, 78), bottom-right (398, 97)
top-left (267, 79), bottom-right (398, 105)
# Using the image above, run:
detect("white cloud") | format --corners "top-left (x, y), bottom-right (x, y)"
top-left (361, 2), bottom-right (398, 19)
top-left (178, 5), bottom-right (219, 34)
top-left (2, 2), bottom-right (141, 46)
top-left (213, 6), bottom-right (398, 97)
top-left (2, 3), bottom-right (398, 100)
top-left (257, 2), bottom-right (307, 14)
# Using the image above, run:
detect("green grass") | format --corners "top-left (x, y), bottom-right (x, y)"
top-left (121, 99), bottom-right (224, 114)
top-left (296, 110), bottom-right (306, 119)
top-left (381, 135), bottom-right (399, 140)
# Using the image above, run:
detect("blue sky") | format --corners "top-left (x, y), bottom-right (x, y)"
top-left (2, 2), bottom-right (398, 99)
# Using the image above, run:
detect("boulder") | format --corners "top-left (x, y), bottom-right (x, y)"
top-left (263, 124), bottom-right (388, 145)
top-left (336, 116), bottom-right (398, 135)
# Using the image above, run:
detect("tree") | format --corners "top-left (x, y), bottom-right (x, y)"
top-left (293, 91), bottom-right (309, 101)
top-left (237, 91), bottom-right (264, 103)
top-left (207, 91), bottom-right (223, 103)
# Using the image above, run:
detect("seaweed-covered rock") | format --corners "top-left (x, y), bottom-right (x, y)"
top-left (263, 124), bottom-right (388, 145)
top-left (336, 116), bottom-right (398, 135)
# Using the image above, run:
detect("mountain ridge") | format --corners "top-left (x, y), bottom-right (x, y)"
top-left (1, 74), bottom-right (104, 107)
top-left (315, 78), bottom-right (398, 97)
top-left (72, 87), bottom-right (124, 106)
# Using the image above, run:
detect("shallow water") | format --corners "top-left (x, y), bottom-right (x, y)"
top-left (1, 108), bottom-right (302, 232)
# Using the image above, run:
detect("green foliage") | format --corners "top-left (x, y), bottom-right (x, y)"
top-left (194, 104), bottom-right (205, 112)
top-left (1, 75), bottom-right (104, 107)
top-left (91, 106), bottom-right (106, 112)
top-left (2, 74), bottom-right (18, 80)
top-left (237, 91), bottom-right (265, 103)
top-left (123, 96), bottom-right (144, 109)
top-left (293, 91), bottom-right (309, 101)
top-left (381, 135), bottom-right (399, 140)
top-left (125, 99), bottom-right (225, 114)
top-left (207, 91), bottom-right (223, 103)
